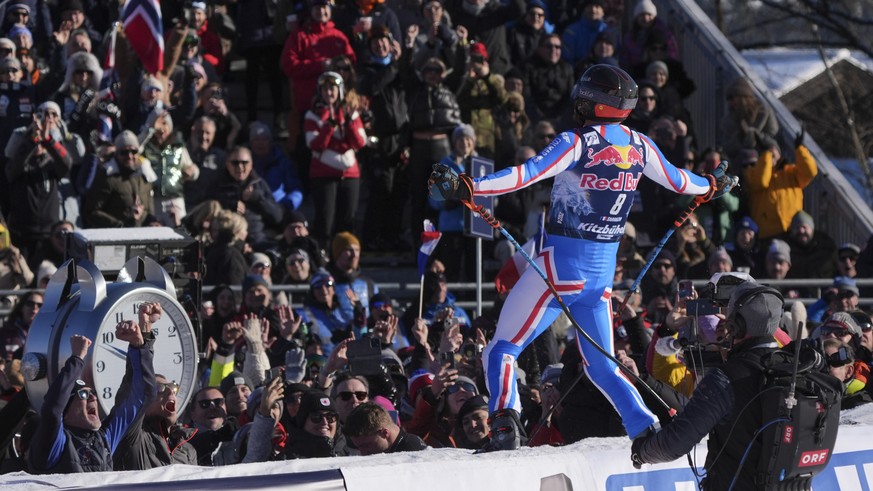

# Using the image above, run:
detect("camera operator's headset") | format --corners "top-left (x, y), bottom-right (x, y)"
top-left (725, 286), bottom-right (784, 340)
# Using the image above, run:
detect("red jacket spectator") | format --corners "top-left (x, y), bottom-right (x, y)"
top-left (304, 103), bottom-right (366, 179)
top-left (196, 20), bottom-right (224, 70)
top-left (281, 20), bottom-right (356, 114)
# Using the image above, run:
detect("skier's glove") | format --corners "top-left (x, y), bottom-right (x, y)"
top-left (631, 435), bottom-right (649, 469)
top-left (698, 160), bottom-right (738, 203)
top-left (428, 163), bottom-right (473, 203)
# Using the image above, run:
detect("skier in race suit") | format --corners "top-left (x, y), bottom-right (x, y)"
top-left (429, 64), bottom-right (733, 450)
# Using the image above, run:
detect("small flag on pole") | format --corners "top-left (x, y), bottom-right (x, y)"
top-left (121, 0), bottom-right (165, 74)
top-left (418, 219), bottom-right (442, 277)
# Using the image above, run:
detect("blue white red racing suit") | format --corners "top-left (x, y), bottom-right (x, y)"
top-left (474, 123), bottom-right (710, 439)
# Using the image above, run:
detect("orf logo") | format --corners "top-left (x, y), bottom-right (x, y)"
top-left (783, 425), bottom-right (793, 444)
top-left (798, 449), bottom-right (829, 468)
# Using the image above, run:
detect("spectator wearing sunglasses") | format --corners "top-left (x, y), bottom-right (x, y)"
top-left (82, 130), bottom-right (155, 228)
top-left (521, 33), bottom-right (574, 122)
top-left (188, 386), bottom-right (238, 466)
top-left (406, 366), bottom-right (479, 448)
top-left (29, 311), bottom-right (157, 474)
top-left (0, 291), bottom-right (41, 360)
top-left (113, 375), bottom-right (198, 470)
top-left (299, 269), bottom-right (354, 354)
top-left (822, 339), bottom-right (872, 410)
top-left (331, 373), bottom-right (370, 424)
top-left (809, 276), bottom-right (861, 325)
top-left (280, 390), bottom-right (351, 458)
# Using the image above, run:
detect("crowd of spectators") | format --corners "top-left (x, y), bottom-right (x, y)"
top-left (0, 0), bottom-right (870, 477)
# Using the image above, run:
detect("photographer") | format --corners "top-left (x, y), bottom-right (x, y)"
top-left (631, 281), bottom-right (788, 488)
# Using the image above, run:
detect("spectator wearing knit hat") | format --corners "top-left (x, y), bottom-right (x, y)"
top-left (285, 390), bottom-right (352, 458)
top-left (619, 0), bottom-right (679, 69)
top-left (453, 394), bottom-right (490, 449)
top-left (328, 231), bottom-right (379, 329)
top-left (299, 268), bottom-right (353, 354)
top-left (428, 124), bottom-right (479, 281)
top-left (507, 0), bottom-right (548, 67)
top-left (640, 250), bottom-right (678, 324)
top-left (837, 243), bottom-right (861, 279)
top-left (782, 210), bottom-right (837, 279)
top-left (725, 216), bottom-right (761, 276)
top-left (220, 371), bottom-right (255, 421)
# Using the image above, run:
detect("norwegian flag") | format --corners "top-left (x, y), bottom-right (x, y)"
top-left (418, 219), bottom-right (442, 277)
top-left (122, 0), bottom-right (164, 74)
top-left (494, 228), bottom-right (546, 295)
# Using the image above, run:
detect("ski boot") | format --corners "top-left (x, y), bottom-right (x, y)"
top-left (478, 408), bottom-right (528, 452)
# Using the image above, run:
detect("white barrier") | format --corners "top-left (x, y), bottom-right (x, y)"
top-left (3, 423), bottom-right (872, 491)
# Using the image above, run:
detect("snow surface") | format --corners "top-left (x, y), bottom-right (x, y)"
top-left (744, 48), bottom-right (873, 98)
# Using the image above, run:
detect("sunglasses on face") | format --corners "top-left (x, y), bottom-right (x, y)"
top-left (337, 391), bottom-right (368, 402)
top-left (839, 255), bottom-right (858, 263)
top-left (157, 381), bottom-right (179, 395)
top-left (653, 262), bottom-right (673, 270)
top-left (447, 381), bottom-right (477, 395)
top-left (823, 327), bottom-right (850, 338)
top-left (74, 69), bottom-right (92, 75)
top-left (309, 411), bottom-right (338, 424)
top-left (0, 68), bottom-right (19, 75)
top-left (313, 280), bottom-right (335, 289)
top-left (25, 300), bottom-right (43, 308)
top-left (837, 290), bottom-right (857, 300)
top-left (288, 257), bottom-right (306, 265)
top-left (230, 159), bottom-right (251, 166)
top-left (75, 388), bottom-right (98, 400)
top-left (197, 398), bottom-right (225, 409)
top-left (118, 148), bottom-right (137, 156)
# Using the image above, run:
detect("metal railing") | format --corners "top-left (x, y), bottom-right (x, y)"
top-left (4, 277), bottom-right (873, 319)
top-left (652, 0), bottom-right (873, 245)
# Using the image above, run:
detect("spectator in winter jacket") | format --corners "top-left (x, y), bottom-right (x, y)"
top-left (4, 111), bottom-right (73, 259)
top-left (333, 0), bottom-right (402, 60)
top-left (188, 386), bottom-right (238, 466)
top-left (521, 33), bottom-right (574, 121)
top-left (720, 77), bottom-right (779, 164)
top-left (113, 374), bottom-right (198, 470)
top-left (453, 394), bottom-right (490, 449)
top-left (83, 130), bottom-right (155, 228)
top-left (345, 402), bottom-right (428, 455)
top-left (328, 232), bottom-right (379, 327)
top-left (782, 210), bottom-right (837, 280)
top-left (619, 0), bottom-right (679, 69)
top-left (281, 0), bottom-right (356, 118)
top-left (29, 313), bottom-right (156, 474)
top-left (140, 110), bottom-right (199, 227)
top-left (203, 210), bottom-right (249, 286)
top-left (506, 0), bottom-right (547, 67)
top-left (457, 42), bottom-right (507, 158)
top-left (304, 71), bottom-right (367, 244)
top-left (282, 390), bottom-right (352, 458)
top-left (190, 2), bottom-right (223, 70)
top-left (443, 0), bottom-right (524, 76)
top-left (206, 146), bottom-right (284, 247)
top-left (743, 132), bottom-right (818, 240)
top-left (357, 25), bottom-right (411, 251)
top-left (185, 116), bottom-right (227, 208)
top-left (249, 122), bottom-right (304, 212)
top-left (406, 56), bottom-right (461, 240)
top-left (560, 0), bottom-right (607, 69)
top-left (725, 216), bottom-right (761, 277)
top-left (407, 0), bottom-right (459, 72)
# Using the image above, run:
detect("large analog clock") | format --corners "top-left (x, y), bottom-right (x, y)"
top-left (22, 257), bottom-right (198, 417)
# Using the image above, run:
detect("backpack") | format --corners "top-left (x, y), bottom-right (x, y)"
top-left (755, 345), bottom-right (842, 489)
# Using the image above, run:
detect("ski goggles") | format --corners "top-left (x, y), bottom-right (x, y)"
top-left (827, 346), bottom-right (853, 368)
top-left (447, 381), bottom-right (477, 395)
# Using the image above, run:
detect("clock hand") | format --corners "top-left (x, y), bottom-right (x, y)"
top-left (100, 344), bottom-right (127, 360)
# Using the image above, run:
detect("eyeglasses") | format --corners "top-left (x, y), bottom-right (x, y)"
top-left (25, 300), bottom-right (43, 308)
top-left (288, 257), bottom-right (306, 265)
top-left (75, 388), bottom-right (98, 400)
top-left (837, 290), bottom-right (857, 300)
top-left (118, 149), bottom-right (137, 156)
top-left (337, 391), bottom-right (368, 402)
top-left (313, 280), bottom-right (335, 289)
top-left (447, 381), bottom-right (477, 395)
top-left (543, 44), bottom-right (562, 50)
top-left (74, 69), bottom-right (92, 75)
top-left (0, 68), bottom-right (19, 74)
top-left (529, 10), bottom-right (545, 18)
top-left (13, 10), bottom-right (28, 17)
top-left (0, 48), bottom-right (11, 55)
top-left (827, 346), bottom-right (853, 368)
top-left (253, 263), bottom-right (271, 269)
top-left (309, 411), bottom-right (338, 424)
top-left (640, 96), bottom-right (657, 101)
top-left (839, 255), bottom-right (858, 263)
top-left (157, 381), bottom-right (179, 395)
top-left (197, 398), bottom-right (225, 409)
top-left (230, 160), bottom-right (251, 166)
top-left (653, 262), bottom-right (673, 270)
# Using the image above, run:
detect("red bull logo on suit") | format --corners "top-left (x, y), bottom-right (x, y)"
top-left (579, 171), bottom-right (640, 191)
top-left (585, 145), bottom-right (644, 170)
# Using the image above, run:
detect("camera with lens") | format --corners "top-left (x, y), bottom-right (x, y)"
top-left (461, 342), bottom-right (483, 361)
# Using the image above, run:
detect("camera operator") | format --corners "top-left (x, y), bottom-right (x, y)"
top-left (631, 280), bottom-right (787, 489)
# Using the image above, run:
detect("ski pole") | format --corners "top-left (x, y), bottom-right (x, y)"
top-left (462, 200), bottom-right (677, 417)
top-left (614, 197), bottom-right (703, 316)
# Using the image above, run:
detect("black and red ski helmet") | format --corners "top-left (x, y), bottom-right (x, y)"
top-left (571, 64), bottom-right (638, 124)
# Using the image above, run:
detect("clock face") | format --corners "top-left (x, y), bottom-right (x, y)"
top-left (90, 289), bottom-right (198, 417)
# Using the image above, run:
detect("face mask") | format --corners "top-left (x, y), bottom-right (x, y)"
top-left (370, 53), bottom-right (391, 66)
